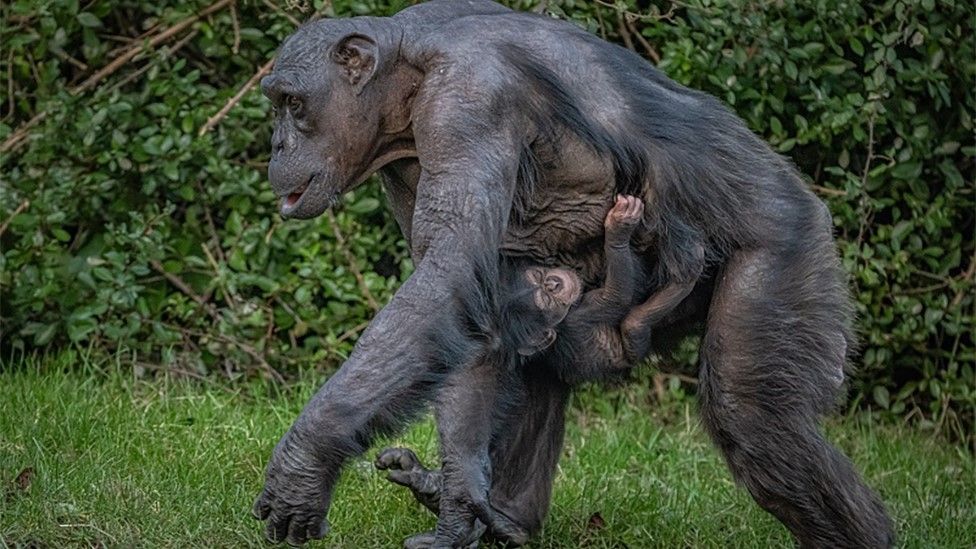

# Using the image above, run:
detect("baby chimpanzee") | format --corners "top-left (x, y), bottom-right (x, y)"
top-left (503, 195), bottom-right (701, 383)
top-left (374, 196), bottom-right (704, 543)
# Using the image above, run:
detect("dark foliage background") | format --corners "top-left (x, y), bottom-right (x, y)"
top-left (1, 0), bottom-right (973, 442)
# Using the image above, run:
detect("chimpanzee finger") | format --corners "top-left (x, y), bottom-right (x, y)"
top-left (306, 517), bottom-right (330, 541)
top-left (614, 194), bottom-right (627, 210)
top-left (266, 512), bottom-right (291, 544)
top-left (375, 447), bottom-right (420, 471)
top-left (252, 492), bottom-right (272, 520)
top-left (387, 469), bottom-right (422, 488)
top-left (285, 517), bottom-right (309, 546)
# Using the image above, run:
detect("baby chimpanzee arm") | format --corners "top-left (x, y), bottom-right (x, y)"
top-left (618, 242), bottom-right (705, 362)
top-left (575, 195), bottom-right (644, 321)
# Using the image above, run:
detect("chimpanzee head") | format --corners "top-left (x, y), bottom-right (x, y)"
top-left (501, 265), bottom-right (582, 357)
top-left (261, 21), bottom-right (416, 219)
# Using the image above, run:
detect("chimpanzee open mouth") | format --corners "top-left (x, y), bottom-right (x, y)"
top-left (282, 174), bottom-right (315, 211)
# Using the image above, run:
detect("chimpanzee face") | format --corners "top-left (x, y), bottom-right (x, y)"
top-left (261, 27), bottom-right (384, 219)
top-left (523, 266), bottom-right (582, 325)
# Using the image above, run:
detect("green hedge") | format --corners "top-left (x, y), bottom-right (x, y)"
top-left (1, 0), bottom-right (973, 440)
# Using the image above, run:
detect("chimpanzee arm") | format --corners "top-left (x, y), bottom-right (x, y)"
top-left (253, 113), bottom-right (521, 545)
top-left (555, 242), bottom-right (705, 383)
top-left (574, 195), bottom-right (644, 322)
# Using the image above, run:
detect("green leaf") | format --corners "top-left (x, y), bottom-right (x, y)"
top-left (76, 12), bottom-right (102, 27)
top-left (872, 386), bottom-right (890, 409)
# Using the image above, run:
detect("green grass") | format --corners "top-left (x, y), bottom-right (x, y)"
top-left (1, 356), bottom-right (973, 548)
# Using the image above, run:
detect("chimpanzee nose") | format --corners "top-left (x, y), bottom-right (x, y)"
top-left (544, 276), bottom-right (562, 292)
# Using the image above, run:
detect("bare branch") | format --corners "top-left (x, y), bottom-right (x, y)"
top-left (198, 58), bottom-right (275, 136)
top-left (0, 199), bottom-right (30, 237)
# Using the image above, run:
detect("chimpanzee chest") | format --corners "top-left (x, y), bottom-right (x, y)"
top-left (499, 138), bottom-right (621, 286)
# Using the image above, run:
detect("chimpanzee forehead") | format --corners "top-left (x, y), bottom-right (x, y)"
top-left (276, 20), bottom-right (352, 67)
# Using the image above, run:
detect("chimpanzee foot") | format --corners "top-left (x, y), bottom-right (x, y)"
top-left (375, 447), bottom-right (443, 514)
top-left (483, 510), bottom-right (531, 546)
top-left (403, 529), bottom-right (479, 549)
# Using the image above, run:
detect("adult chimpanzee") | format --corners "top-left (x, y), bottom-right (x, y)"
top-left (252, 1), bottom-right (894, 547)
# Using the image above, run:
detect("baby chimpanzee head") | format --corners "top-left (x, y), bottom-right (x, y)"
top-left (500, 264), bottom-right (582, 357)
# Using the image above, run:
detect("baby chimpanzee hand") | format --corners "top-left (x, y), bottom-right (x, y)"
top-left (605, 195), bottom-right (644, 246)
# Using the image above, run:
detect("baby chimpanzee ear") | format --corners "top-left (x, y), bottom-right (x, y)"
top-left (517, 329), bottom-right (557, 357)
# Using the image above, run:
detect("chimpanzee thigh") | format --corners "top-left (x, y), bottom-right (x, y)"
top-left (698, 247), bottom-right (894, 548)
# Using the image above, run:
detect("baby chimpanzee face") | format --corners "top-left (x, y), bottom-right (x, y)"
top-left (523, 266), bottom-right (582, 325)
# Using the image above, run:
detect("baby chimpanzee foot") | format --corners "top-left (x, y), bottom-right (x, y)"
top-left (375, 447), bottom-right (443, 514)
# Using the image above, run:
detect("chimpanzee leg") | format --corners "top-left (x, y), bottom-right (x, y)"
top-left (428, 357), bottom-right (501, 547)
top-left (378, 364), bottom-right (570, 547)
top-left (484, 366), bottom-right (572, 545)
top-left (698, 248), bottom-right (894, 548)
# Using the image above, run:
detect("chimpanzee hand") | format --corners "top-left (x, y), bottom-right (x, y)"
top-left (252, 433), bottom-right (331, 546)
top-left (604, 195), bottom-right (644, 246)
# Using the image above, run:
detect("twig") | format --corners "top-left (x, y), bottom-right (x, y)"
top-left (160, 321), bottom-right (286, 382)
top-left (103, 21), bottom-right (164, 57)
top-left (200, 241), bottom-right (240, 309)
top-left (950, 252), bottom-right (975, 307)
top-left (198, 58), bottom-right (274, 136)
top-left (594, 3), bottom-right (608, 40)
top-left (52, 48), bottom-right (89, 71)
top-left (229, 0), bottom-right (241, 55)
top-left (326, 211), bottom-right (381, 312)
top-left (0, 199), bottom-right (30, 237)
top-left (262, 0), bottom-right (302, 26)
top-left (616, 12), bottom-right (635, 51)
top-left (855, 111), bottom-right (877, 246)
top-left (194, 179), bottom-right (229, 266)
top-left (74, 0), bottom-right (233, 96)
top-left (0, 0), bottom-right (234, 154)
top-left (624, 15), bottom-right (661, 64)
top-left (150, 259), bottom-right (214, 310)
top-left (336, 321), bottom-right (370, 344)
top-left (105, 30), bottom-right (199, 95)
top-left (810, 184), bottom-right (847, 197)
top-left (6, 50), bottom-right (14, 122)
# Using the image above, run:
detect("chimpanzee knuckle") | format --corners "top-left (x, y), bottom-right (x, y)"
top-left (375, 447), bottom-right (403, 469)
top-left (387, 469), bottom-right (416, 487)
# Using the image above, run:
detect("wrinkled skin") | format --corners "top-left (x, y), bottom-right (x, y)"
top-left (253, 1), bottom-right (894, 547)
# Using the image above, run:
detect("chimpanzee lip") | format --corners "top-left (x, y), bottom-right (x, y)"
top-left (280, 173), bottom-right (316, 215)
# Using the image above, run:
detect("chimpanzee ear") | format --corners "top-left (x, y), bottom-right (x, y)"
top-left (331, 33), bottom-right (378, 90)
top-left (517, 329), bottom-right (557, 357)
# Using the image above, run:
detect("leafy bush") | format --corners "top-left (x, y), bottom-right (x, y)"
top-left (1, 0), bottom-right (972, 440)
